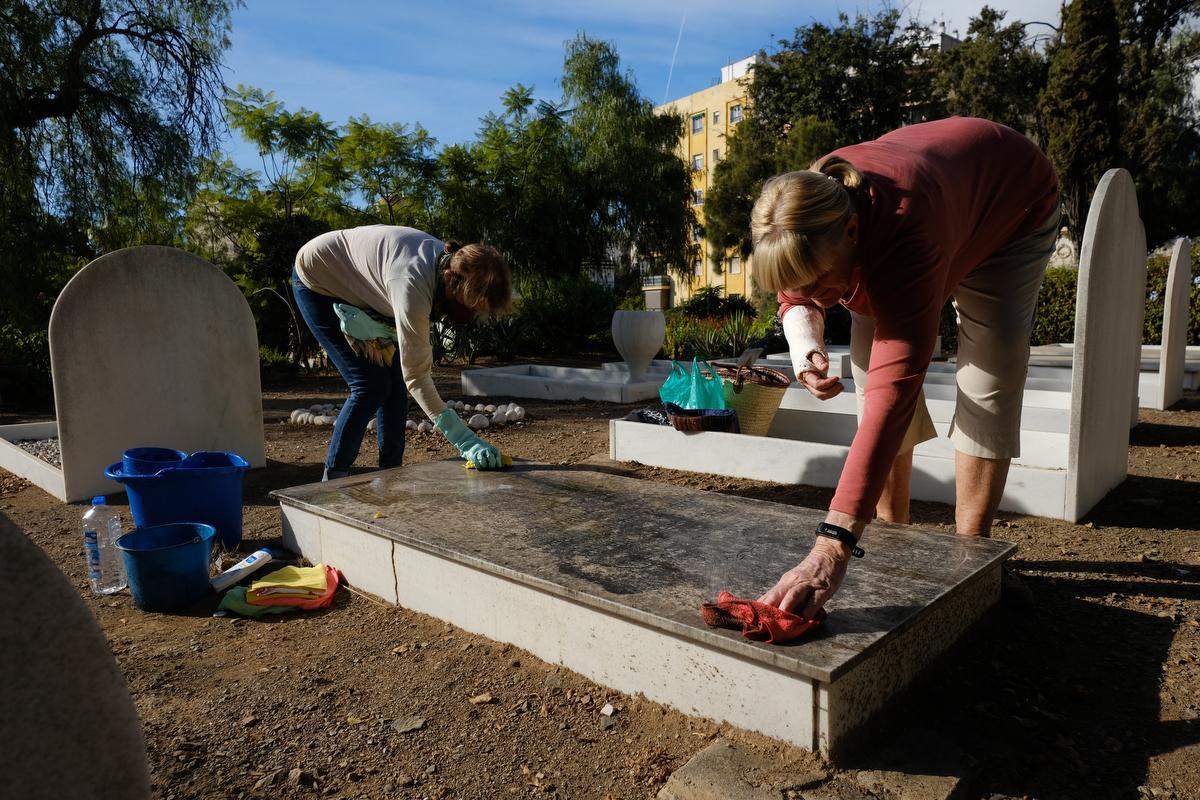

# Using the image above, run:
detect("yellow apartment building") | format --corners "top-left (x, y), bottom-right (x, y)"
top-left (653, 55), bottom-right (759, 307)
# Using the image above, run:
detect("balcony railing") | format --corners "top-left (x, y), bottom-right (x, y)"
top-left (641, 275), bottom-right (670, 288)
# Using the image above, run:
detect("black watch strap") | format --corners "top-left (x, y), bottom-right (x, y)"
top-left (815, 522), bottom-right (865, 558)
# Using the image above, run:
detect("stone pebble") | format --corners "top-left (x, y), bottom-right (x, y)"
top-left (16, 438), bottom-right (61, 468)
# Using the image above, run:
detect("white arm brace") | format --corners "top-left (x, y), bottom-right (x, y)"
top-left (782, 305), bottom-right (827, 376)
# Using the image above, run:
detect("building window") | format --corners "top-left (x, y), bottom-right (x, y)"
top-left (712, 110), bottom-right (721, 125)
top-left (692, 225), bottom-right (704, 243)
top-left (730, 104), bottom-right (743, 124)
top-left (729, 256), bottom-right (742, 274)
top-left (693, 260), bottom-right (703, 277)
top-left (692, 189), bottom-right (704, 205)
top-left (691, 114), bottom-right (704, 134)
top-left (691, 153), bottom-right (704, 171)
top-left (713, 148), bottom-right (720, 163)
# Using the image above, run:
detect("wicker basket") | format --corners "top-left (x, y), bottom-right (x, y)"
top-left (710, 361), bottom-right (790, 436)
top-left (663, 402), bottom-right (740, 433)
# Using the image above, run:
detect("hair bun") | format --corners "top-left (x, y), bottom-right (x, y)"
top-left (444, 239), bottom-right (462, 253)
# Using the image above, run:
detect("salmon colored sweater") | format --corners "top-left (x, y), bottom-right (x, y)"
top-left (777, 117), bottom-right (1059, 520)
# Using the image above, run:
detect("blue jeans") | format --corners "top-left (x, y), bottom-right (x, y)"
top-left (291, 271), bottom-right (407, 475)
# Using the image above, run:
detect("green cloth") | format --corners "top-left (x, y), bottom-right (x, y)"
top-left (217, 587), bottom-right (295, 617)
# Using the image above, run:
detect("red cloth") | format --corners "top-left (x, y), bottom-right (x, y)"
top-left (701, 591), bottom-right (827, 644)
top-left (777, 117), bottom-right (1059, 520)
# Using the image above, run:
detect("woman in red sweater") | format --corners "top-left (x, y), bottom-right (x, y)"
top-left (753, 117), bottom-right (1060, 617)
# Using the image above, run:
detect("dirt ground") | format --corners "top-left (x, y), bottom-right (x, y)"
top-left (2, 361), bottom-right (1199, 800)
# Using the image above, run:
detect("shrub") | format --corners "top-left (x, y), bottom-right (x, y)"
top-left (663, 310), bottom-right (765, 361)
top-left (433, 276), bottom-right (618, 363)
top-left (1143, 243), bottom-right (1200, 346)
top-left (510, 276), bottom-right (617, 356)
top-left (258, 346), bottom-right (297, 375)
top-left (1029, 267), bottom-right (1079, 346)
top-left (678, 285), bottom-right (756, 320)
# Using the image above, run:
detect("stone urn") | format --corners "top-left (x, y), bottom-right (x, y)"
top-left (611, 310), bottom-right (666, 383)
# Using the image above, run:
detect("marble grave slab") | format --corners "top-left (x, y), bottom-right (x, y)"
top-left (273, 460), bottom-right (1013, 757)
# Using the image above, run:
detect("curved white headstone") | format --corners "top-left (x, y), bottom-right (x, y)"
top-left (1066, 169), bottom-right (1147, 521)
top-left (49, 246), bottom-right (265, 501)
top-left (1158, 238), bottom-right (1191, 411)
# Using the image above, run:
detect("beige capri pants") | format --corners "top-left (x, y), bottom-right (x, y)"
top-left (850, 208), bottom-right (1062, 459)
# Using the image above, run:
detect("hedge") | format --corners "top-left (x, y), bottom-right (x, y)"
top-left (937, 243), bottom-right (1199, 353)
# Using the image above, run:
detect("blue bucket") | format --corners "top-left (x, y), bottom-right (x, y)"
top-left (122, 447), bottom-right (187, 476)
top-left (105, 451), bottom-right (250, 550)
top-left (116, 523), bottom-right (217, 612)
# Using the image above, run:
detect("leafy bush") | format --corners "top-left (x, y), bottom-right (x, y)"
top-left (1029, 267), bottom-right (1079, 346)
top-left (677, 285), bottom-right (756, 320)
top-left (0, 324), bottom-right (53, 406)
top-left (258, 346), bottom-right (297, 374)
top-left (1143, 243), bottom-right (1200, 346)
top-left (663, 310), bottom-right (768, 361)
top-left (432, 276), bottom-right (617, 363)
top-left (511, 276), bottom-right (617, 355)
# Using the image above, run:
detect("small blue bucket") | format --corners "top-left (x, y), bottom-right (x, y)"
top-left (105, 451), bottom-right (250, 549)
top-left (122, 447), bottom-right (187, 476)
top-left (117, 523), bottom-right (217, 612)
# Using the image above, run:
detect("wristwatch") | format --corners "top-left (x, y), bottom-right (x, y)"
top-left (815, 522), bottom-right (865, 558)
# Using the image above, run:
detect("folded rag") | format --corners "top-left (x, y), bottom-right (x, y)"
top-left (217, 565), bottom-right (340, 617)
top-left (701, 590), bottom-right (827, 644)
top-left (247, 563), bottom-right (332, 604)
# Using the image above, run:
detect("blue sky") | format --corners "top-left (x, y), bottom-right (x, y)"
top-left (220, 1), bottom-right (1063, 168)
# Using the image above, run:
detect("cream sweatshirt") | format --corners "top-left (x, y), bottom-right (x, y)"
top-left (295, 225), bottom-right (446, 420)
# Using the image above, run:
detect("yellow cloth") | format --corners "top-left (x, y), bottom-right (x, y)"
top-left (247, 564), bottom-right (329, 603)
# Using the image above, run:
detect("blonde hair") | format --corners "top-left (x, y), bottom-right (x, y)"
top-left (444, 243), bottom-right (513, 318)
top-left (749, 155), bottom-right (863, 294)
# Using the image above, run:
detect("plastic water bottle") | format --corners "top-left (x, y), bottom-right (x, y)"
top-left (83, 496), bottom-right (127, 595)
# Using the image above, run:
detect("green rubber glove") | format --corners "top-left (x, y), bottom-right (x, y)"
top-left (333, 303), bottom-right (398, 342)
top-left (434, 409), bottom-right (502, 469)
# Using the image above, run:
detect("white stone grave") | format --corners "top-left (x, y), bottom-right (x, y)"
top-left (0, 246), bottom-right (265, 502)
top-left (1153, 238), bottom-right (1191, 410)
top-left (461, 363), bottom-right (669, 403)
top-left (611, 169), bottom-right (1147, 523)
top-left (273, 461), bottom-right (1014, 758)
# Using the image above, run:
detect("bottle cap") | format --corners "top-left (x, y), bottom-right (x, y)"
top-left (91, 496), bottom-right (106, 505)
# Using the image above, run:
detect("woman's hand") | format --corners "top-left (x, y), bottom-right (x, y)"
top-left (799, 351), bottom-right (844, 401)
top-left (758, 539), bottom-right (851, 618)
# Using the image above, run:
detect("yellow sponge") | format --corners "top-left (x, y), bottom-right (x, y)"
top-left (465, 453), bottom-right (514, 470)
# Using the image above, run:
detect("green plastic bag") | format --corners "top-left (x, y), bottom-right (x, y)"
top-left (658, 358), bottom-right (726, 410)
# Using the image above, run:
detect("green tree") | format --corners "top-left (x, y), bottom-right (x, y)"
top-left (0, 0), bottom-right (235, 403)
top-left (932, 7), bottom-right (1048, 132)
top-left (1041, 0), bottom-right (1122, 237)
top-left (1114, 0), bottom-right (1200, 245)
top-left (705, 115), bottom-right (841, 264)
top-left (223, 85), bottom-right (339, 220)
top-left (1, 0), bottom-right (233, 229)
top-left (337, 116), bottom-right (439, 227)
top-left (436, 35), bottom-right (696, 281)
top-left (704, 11), bottom-right (930, 274)
top-left (750, 10), bottom-right (935, 145)
top-left (559, 35), bottom-right (697, 279)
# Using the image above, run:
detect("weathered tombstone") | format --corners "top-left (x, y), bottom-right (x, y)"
top-left (46, 246), bottom-right (264, 501)
top-left (1066, 169), bottom-right (1147, 521)
top-left (1157, 238), bottom-right (1192, 411)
